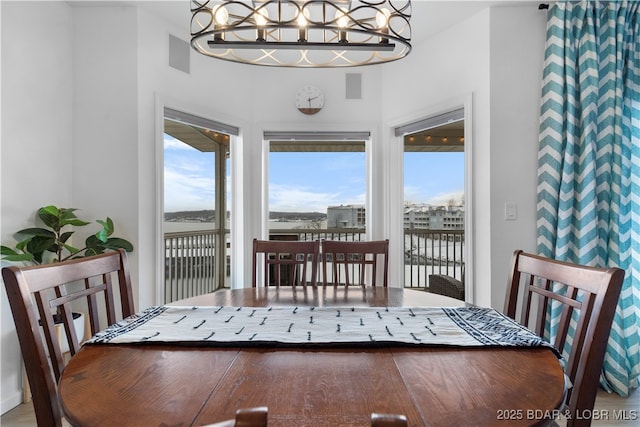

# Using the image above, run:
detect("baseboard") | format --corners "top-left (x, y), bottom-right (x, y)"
top-left (1, 390), bottom-right (24, 415)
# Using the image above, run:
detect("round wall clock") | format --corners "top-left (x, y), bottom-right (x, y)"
top-left (296, 85), bottom-right (324, 115)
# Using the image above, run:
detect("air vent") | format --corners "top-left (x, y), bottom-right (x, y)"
top-left (346, 73), bottom-right (362, 100)
top-left (169, 34), bottom-right (190, 74)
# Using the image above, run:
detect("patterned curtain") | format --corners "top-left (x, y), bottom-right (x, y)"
top-left (537, 1), bottom-right (639, 396)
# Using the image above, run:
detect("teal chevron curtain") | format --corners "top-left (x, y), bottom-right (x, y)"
top-left (537, 0), bottom-right (639, 396)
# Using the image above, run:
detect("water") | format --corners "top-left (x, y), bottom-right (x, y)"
top-left (164, 222), bottom-right (215, 233)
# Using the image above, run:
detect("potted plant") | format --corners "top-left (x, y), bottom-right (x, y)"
top-left (1, 205), bottom-right (134, 346)
top-left (1, 205), bottom-right (133, 264)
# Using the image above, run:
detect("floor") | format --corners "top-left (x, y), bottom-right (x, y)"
top-left (2, 388), bottom-right (638, 426)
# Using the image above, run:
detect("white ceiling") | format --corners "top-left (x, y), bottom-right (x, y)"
top-left (114, 0), bottom-right (538, 45)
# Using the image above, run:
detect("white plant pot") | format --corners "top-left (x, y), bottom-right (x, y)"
top-left (48, 312), bottom-right (86, 353)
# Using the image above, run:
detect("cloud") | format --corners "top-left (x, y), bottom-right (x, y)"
top-left (163, 139), bottom-right (216, 211)
top-left (404, 185), bottom-right (427, 204)
top-left (164, 168), bottom-right (215, 212)
top-left (269, 184), bottom-right (347, 212)
top-left (164, 137), bottom-right (464, 213)
top-left (424, 190), bottom-right (465, 206)
top-left (164, 135), bottom-right (194, 150)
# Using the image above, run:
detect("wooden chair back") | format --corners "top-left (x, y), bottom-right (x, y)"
top-left (371, 412), bottom-right (408, 427)
top-left (504, 250), bottom-right (625, 426)
top-left (252, 239), bottom-right (320, 287)
top-left (2, 249), bottom-right (135, 427)
top-left (322, 240), bottom-right (389, 287)
top-left (203, 406), bottom-right (268, 427)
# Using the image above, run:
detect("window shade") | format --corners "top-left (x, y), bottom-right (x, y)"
top-left (263, 131), bottom-right (370, 141)
top-left (394, 108), bottom-right (464, 137)
top-left (164, 107), bottom-right (239, 136)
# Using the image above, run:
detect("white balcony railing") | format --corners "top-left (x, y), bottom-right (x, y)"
top-left (164, 228), bottom-right (464, 303)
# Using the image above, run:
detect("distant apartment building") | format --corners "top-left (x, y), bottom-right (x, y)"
top-left (326, 204), bottom-right (464, 229)
top-left (327, 204), bottom-right (366, 228)
top-left (404, 204), bottom-right (464, 230)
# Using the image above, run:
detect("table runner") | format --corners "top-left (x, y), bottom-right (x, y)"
top-left (86, 306), bottom-right (558, 354)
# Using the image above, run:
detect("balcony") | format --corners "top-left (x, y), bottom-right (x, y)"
top-left (164, 228), bottom-right (464, 303)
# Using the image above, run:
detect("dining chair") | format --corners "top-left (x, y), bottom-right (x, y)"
top-left (252, 238), bottom-right (320, 287)
top-left (321, 239), bottom-right (389, 287)
top-left (2, 249), bottom-right (135, 427)
top-left (504, 250), bottom-right (625, 427)
top-left (371, 412), bottom-right (408, 427)
top-left (203, 406), bottom-right (268, 427)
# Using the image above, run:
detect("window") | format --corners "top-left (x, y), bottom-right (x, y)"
top-left (162, 108), bottom-right (236, 302)
top-left (402, 115), bottom-right (465, 287)
top-left (266, 132), bottom-right (368, 237)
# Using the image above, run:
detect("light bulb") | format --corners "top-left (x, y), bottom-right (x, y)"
top-left (212, 5), bottom-right (229, 26)
top-left (255, 7), bottom-right (269, 27)
top-left (297, 6), bottom-right (310, 41)
top-left (255, 6), bottom-right (269, 41)
top-left (335, 7), bottom-right (349, 28)
top-left (376, 8), bottom-right (390, 28)
top-left (297, 8), bottom-right (310, 27)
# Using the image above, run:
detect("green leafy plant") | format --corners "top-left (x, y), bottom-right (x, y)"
top-left (1, 205), bottom-right (134, 265)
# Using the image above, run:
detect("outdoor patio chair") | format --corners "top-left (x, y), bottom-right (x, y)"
top-left (429, 264), bottom-right (465, 300)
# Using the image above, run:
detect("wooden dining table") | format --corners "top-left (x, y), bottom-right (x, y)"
top-left (58, 287), bottom-right (566, 427)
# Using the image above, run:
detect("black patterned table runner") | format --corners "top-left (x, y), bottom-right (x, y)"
top-left (86, 306), bottom-right (557, 354)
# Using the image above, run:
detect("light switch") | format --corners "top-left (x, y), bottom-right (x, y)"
top-left (505, 202), bottom-right (517, 220)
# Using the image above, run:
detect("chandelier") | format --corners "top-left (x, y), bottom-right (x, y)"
top-left (190, 1), bottom-right (412, 67)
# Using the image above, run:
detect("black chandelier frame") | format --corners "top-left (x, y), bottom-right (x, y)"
top-left (191, 0), bottom-right (412, 67)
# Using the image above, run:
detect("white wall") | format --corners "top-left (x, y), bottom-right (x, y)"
top-left (0, 1), bottom-right (547, 413)
top-left (381, 8), bottom-right (493, 305)
top-left (489, 7), bottom-right (547, 309)
top-left (380, 6), bottom-right (546, 308)
top-left (136, 6), bottom-right (254, 304)
top-left (1, 0), bottom-right (74, 412)
top-left (72, 4), bottom-right (140, 305)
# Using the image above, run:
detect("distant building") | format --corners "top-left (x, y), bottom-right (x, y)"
top-left (404, 204), bottom-right (464, 230)
top-left (327, 205), bottom-right (366, 228)
top-left (327, 204), bottom-right (464, 230)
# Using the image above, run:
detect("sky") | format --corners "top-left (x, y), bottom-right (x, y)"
top-left (164, 135), bottom-right (464, 213)
top-left (164, 135), bottom-right (216, 212)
